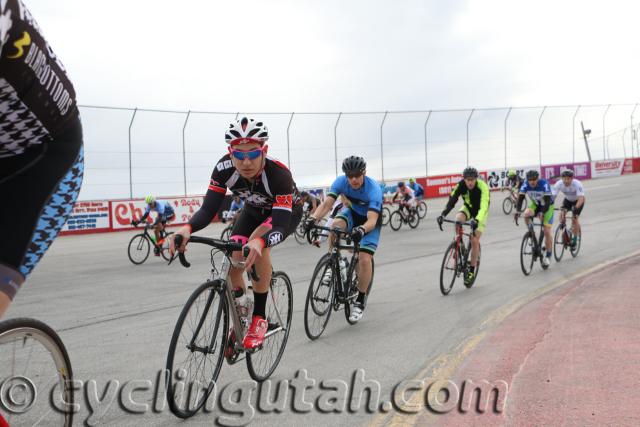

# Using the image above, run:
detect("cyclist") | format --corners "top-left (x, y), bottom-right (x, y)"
top-left (408, 178), bottom-right (425, 200)
top-left (552, 169), bottom-right (585, 248)
top-left (132, 195), bottom-right (176, 256)
top-left (299, 190), bottom-right (321, 217)
top-left (437, 167), bottom-right (489, 286)
top-left (311, 195), bottom-right (348, 247)
top-left (171, 117), bottom-right (302, 349)
top-left (305, 156), bottom-right (382, 322)
top-left (514, 169), bottom-right (555, 267)
top-left (222, 195), bottom-right (244, 224)
top-left (1, 0), bottom-right (84, 318)
top-left (392, 181), bottom-right (417, 213)
top-left (506, 170), bottom-right (523, 194)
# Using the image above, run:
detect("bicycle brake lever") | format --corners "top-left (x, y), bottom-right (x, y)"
top-left (172, 235), bottom-right (191, 268)
top-left (243, 246), bottom-right (260, 282)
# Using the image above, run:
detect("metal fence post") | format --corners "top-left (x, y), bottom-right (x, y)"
top-left (423, 111), bottom-right (432, 178)
top-left (538, 106), bottom-right (547, 168)
top-left (602, 104), bottom-right (611, 160)
top-left (182, 110), bottom-right (191, 196)
top-left (621, 128), bottom-right (627, 158)
top-left (380, 111), bottom-right (388, 181)
top-left (127, 108), bottom-right (138, 199)
top-left (504, 107), bottom-right (512, 170)
top-left (286, 112), bottom-right (294, 168)
top-left (630, 103), bottom-right (638, 158)
top-left (572, 105), bottom-right (581, 163)
top-left (334, 112), bottom-right (342, 178)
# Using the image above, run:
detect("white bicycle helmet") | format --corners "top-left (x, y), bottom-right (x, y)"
top-left (225, 117), bottom-right (269, 146)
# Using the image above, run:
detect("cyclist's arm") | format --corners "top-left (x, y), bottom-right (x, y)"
top-left (188, 176), bottom-right (227, 233)
top-left (540, 195), bottom-right (552, 213)
top-left (259, 176), bottom-right (295, 248)
top-left (476, 181), bottom-right (490, 223)
top-left (151, 203), bottom-right (166, 225)
top-left (575, 181), bottom-right (585, 209)
top-left (515, 193), bottom-right (526, 212)
top-left (441, 183), bottom-right (462, 216)
top-left (361, 210), bottom-right (380, 233)
top-left (139, 206), bottom-right (151, 222)
top-left (312, 194), bottom-right (337, 220)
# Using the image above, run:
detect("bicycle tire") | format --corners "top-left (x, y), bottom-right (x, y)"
top-left (344, 257), bottom-right (374, 325)
top-left (389, 211), bottom-right (403, 231)
top-left (220, 226), bottom-right (232, 241)
top-left (304, 254), bottom-right (335, 340)
top-left (520, 232), bottom-right (535, 276)
top-left (570, 232), bottom-right (581, 258)
top-left (382, 207), bottom-right (391, 226)
top-left (553, 226), bottom-right (566, 262)
top-left (127, 233), bottom-right (150, 265)
top-left (408, 211), bottom-right (420, 229)
top-left (502, 197), bottom-right (514, 215)
top-left (294, 221), bottom-right (307, 245)
top-left (160, 231), bottom-right (175, 261)
top-left (440, 241), bottom-right (458, 295)
top-left (539, 232), bottom-right (549, 270)
top-left (417, 201), bottom-right (428, 219)
top-left (166, 281), bottom-right (227, 418)
top-left (247, 271), bottom-right (293, 381)
top-left (0, 318), bottom-right (74, 427)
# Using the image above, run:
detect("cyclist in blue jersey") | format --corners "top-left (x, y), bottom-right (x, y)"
top-left (132, 195), bottom-right (176, 256)
top-left (514, 169), bottom-right (555, 267)
top-left (305, 156), bottom-right (383, 322)
top-left (408, 178), bottom-right (424, 199)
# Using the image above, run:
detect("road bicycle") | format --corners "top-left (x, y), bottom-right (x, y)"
top-left (553, 208), bottom-right (581, 261)
top-left (165, 235), bottom-right (292, 418)
top-left (389, 203), bottom-right (420, 231)
top-left (303, 225), bottom-right (374, 340)
top-left (501, 187), bottom-right (518, 215)
top-left (0, 318), bottom-right (74, 426)
top-left (127, 222), bottom-right (173, 264)
top-left (437, 218), bottom-right (481, 295)
top-left (515, 214), bottom-right (551, 275)
top-left (416, 199), bottom-right (428, 219)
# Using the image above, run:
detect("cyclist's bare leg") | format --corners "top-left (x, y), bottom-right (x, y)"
top-left (0, 265), bottom-right (24, 319)
top-left (153, 223), bottom-right (163, 243)
top-left (0, 293), bottom-right (10, 318)
top-left (560, 208), bottom-right (567, 225)
top-left (329, 218), bottom-right (347, 253)
top-left (523, 208), bottom-right (535, 225)
top-left (470, 230), bottom-right (482, 267)
top-left (543, 221), bottom-right (553, 253)
top-left (356, 252), bottom-right (373, 294)
top-left (573, 215), bottom-right (580, 236)
top-left (247, 225), bottom-right (273, 293)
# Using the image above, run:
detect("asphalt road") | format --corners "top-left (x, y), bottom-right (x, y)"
top-left (6, 173), bottom-right (640, 426)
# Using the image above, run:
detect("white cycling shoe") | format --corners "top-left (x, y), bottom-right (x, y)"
top-left (349, 302), bottom-right (365, 322)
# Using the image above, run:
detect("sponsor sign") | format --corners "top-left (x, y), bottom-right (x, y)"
top-left (591, 159), bottom-right (624, 178)
top-left (424, 172), bottom-right (488, 198)
top-left (61, 201), bottom-right (110, 234)
top-left (111, 196), bottom-right (204, 230)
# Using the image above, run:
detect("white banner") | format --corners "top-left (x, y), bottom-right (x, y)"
top-left (61, 201), bottom-right (110, 233)
top-left (110, 196), bottom-right (205, 230)
top-left (591, 159), bottom-right (624, 179)
top-left (484, 166), bottom-right (538, 190)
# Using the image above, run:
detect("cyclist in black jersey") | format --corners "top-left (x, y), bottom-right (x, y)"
top-left (1, 0), bottom-right (83, 318)
top-left (171, 117), bottom-right (302, 350)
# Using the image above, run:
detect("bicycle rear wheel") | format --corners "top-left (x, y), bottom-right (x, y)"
top-left (417, 201), bottom-right (428, 219)
top-left (502, 197), bottom-right (514, 215)
top-left (304, 254), bottom-right (335, 340)
top-left (0, 318), bottom-right (74, 427)
top-left (553, 226), bottom-right (566, 262)
top-left (127, 233), bottom-right (150, 264)
top-left (247, 271), bottom-right (293, 381)
top-left (166, 281), bottom-right (227, 418)
top-left (440, 241), bottom-right (458, 295)
top-left (382, 207), bottom-right (391, 226)
top-left (408, 211), bottom-right (420, 228)
top-left (294, 221), bottom-right (307, 245)
top-left (389, 211), bottom-right (403, 231)
top-left (520, 233), bottom-right (535, 276)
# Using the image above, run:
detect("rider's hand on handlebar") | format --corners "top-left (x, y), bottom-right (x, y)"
top-left (469, 219), bottom-right (478, 230)
top-left (351, 226), bottom-right (365, 243)
top-left (304, 216), bottom-right (316, 233)
top-left (243, 238), bottom-right (264, 271)
top-left (170, 225), bottom-right (191, 257)
top-left (131, 220), bottom-right (138, 227)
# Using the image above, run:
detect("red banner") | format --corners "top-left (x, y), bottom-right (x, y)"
top-left (424, 172), bottom-right (488, 198)
top-left (634, 158), bottom-right (640, 173)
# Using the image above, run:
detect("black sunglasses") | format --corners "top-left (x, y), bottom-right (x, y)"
top-left (346, 172), bottom-right (363, 179)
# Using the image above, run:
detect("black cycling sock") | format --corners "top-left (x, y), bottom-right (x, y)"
top-left (356, 291), bottom-right (366, 305)
top-left (253, 291), bottom-right (268, 319)
top-left (469, 266), bottom-right (475, 273)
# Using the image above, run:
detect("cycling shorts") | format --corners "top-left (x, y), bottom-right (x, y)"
top-left (230, 203), bottom-right (302, 245)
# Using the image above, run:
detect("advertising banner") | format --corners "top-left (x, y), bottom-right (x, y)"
top-left (60, 201), bottom-right (110, 234)
top-left (110, 196), bottom-right (205, 230)
top-left (424, 171), bottom-right (488, 198)
top-left (591, 159), bottom-right (625, 179)
top-left (633, 158), bottom-right (640, 173)
top-left (623, 158), bottom-right (633, 174)
top-left (540, 162), bottom-right (591, 183)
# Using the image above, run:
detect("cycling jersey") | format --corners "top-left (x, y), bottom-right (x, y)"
top-left (442, 179), bottom-right (490, 223)
top-left (394, 186), bottom-right (415, 202)
top-left (189, 155), bottom-right (298, 248)
top-left (328, 175), bottom-right (383, 219)
top-left (552, 179), bottom-right (584, 202)
top-left (408, 182), bottom-right (424, 198)
top-left (507, 175), bottom-right (523, 190)
top-left (519, 179), bottom-right (554, 207)
top-left (141, 201), bottom-right (175, 224)
top-left (1, 0), bottom-right (79, 158)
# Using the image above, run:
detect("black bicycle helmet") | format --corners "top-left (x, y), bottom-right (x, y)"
top-left (342, 156), bottom-right (366, 174)
top-left (462, 166), bottom-right (478, 178)
top-left (526, 169), bottom-right (539, 180)
top-left (560, 169), bottom-right (574, 177)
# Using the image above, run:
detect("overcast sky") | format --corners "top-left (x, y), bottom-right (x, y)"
top-left (21, 0), bottom-right (640, 199)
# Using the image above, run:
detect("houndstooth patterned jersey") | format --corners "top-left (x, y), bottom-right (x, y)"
top-left (1, 0), bottom-right (78, 158)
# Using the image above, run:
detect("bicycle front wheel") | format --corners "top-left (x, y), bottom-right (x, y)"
top-left (0, 318), bottom-right (74, 427)
top-left (553, 226), bottom-right (566, 262)
top-left (294, 222), bottom-right (307, 245)
top-left (127, 233), bottom-right (150, 264)
top-left (160, 231), bottom-right (174, 261)
top-left (520, 233), bottom-right (535, 276)
top-left (389, 211), bottom-right (403, 231)
top-left (417, 201), bottom-right (428, 219)
top-left (247, 271), bottom-right (293, 381)
top-left (382, 207), bottom-right (391, 226)
top-left (502, 197), bottom-right (514, 215)
top-left (440, 241), bottom-right (458, 295)
top-left (304, 254), bottom-right (335, 340)
top-left (166, 281), bottom-right (228, 418)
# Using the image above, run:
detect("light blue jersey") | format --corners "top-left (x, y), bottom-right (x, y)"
top-left (328, 175), bottom-right (383, 218)
top-left (144, 200), bottom-right (175, 218)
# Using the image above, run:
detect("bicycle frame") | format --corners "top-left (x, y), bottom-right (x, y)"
top-left (440, 218), bottom-right (474, 272)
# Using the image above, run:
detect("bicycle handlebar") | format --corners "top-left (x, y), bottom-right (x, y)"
top-left (171, 235), bottom-right (260, 282)
top-left (306, 224), bottom-right (357, 247)
top-left (438, 218), bottom-right (476, 235)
